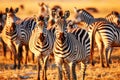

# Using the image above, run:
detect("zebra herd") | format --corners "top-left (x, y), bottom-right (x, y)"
top-left (0, 2), bottom-right (120, 80)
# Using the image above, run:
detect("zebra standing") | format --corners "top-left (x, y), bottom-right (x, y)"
top-left (74, 8), bottom-right (120, 67)
top-left (16, 17), bottom-right (36, 65)
top-left (73, 8), bottom-right (108, 67)
top-left (1, 7), bottom-right (21, 69)
top-left (53, 11), bottom-right (89, 80)
top-left (29, 15), bottom-right (54, 80)
top-left (2, 7), bottom-right (36, 69)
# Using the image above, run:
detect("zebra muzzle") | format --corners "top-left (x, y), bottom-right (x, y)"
top-left (58, 33), bottom-right (65, 42)
top-left (39, 33), bottom-right (45, 42)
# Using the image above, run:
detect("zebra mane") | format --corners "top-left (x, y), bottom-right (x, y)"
top-left (106, 11), bottom-right (119, 17)
top-left (80, 9), bottom-right (94, 18)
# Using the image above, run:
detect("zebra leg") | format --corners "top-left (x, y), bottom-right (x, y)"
top-left (63, 62), bottom-right (70, 80)
top-left (42, 56), bottom-right (49, 80)
top-left (57, 64), bottom-right (62, 80)
top-left (55, 56), bottom-right (63, 80)
top-left (97, 42), bottom-right (105, 67)
top-left (81, 61), bottom-right (87, 80)
top-left (25, 45), bottom-right (29, 65)
top-left (9, 44), bottom-right (17, 69)
top-left (17, 45), bottom-right (23, 69)
top-left (1, 38), bottom-right (7, 58)
top-left (37, 56), bottom-right (41, 80)
top-left (108, 47), bottom-right (113, 64)
top-left (69, 62), bottom-right (76, 80)
top-left (105, 47), bottom-right (110, 68)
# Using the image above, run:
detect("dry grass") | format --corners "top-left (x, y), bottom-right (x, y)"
top-left (0, 0), bottom-right (120, 80)
top-left (0, 47), bottom-right (120, 80)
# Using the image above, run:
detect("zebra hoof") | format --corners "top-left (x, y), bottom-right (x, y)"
top-left (37, 77), bottom-right (40, 80)
top-left (91, 62), bottom-right (95, 66)
top-left (101, 64), bottom-right (105, 68)
top-left (11, 65), bottom-right (17, 69)
top-left (18, 65), bottom-right (21, 69)
top-left (107, 64), bottom-right (110, 68)
top-left (109, 61), bottom-right (112, 64)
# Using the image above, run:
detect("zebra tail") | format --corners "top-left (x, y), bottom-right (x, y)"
top-left (90, 25), bottom-right (98, 66)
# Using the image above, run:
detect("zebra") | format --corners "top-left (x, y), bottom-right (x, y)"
top-left (16, 17), bottom-right (36, 65)
top-left (53, 11), bottom-right (89, 80)
top-left (1, 7), bottom-right (22, 69)
top-left (105, 11), bottom-right (120, 26)
top-left (89, 19), bottom-right (120, 68)
top-left (2, 7), bottom-right (36, 69)
top-left (73, 8), bottom-right (116, 67)
top-left (73, 8), bottom-right (120, 67)
top-left (29, 15), bottom-right (54, 80)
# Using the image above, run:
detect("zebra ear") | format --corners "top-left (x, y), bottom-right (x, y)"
top-left (14, 8), bottom-right (19, 13)
top-left (74, 7), bottom-right (78, 13)
top-left (38, 2), bottom-right (45, 7)
top-left (5, 8), bottom-right (9, 13)
top-left (112, 11), bottom-right (119, 16)
top-left (45, 15), bottom-right (49, 22)
top-left (64, 10), bottom-right (70, 19)
top-left (78, 9), bottom-right (84, 14)
top-left (51, 9), bottom-right (56, 17)
top-left (33, 15), bottom-right (38, 22)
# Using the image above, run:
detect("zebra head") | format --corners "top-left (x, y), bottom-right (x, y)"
top-left (51, 7), bottom-right (63, 22)
top-left (105, 11), bottom-right (120, 25)
top-left (38, 2), bottom-right (50, 17)
top-left (5, 7), bottom-right (19, 26)
top-left (36, 15), bottom-right (49, 42)
top-left (5, 7), bottom-right (19, 35)
top-left (54, 10), bottom-right (70, 42)
top-left (74, 7), bottom-right (94, 23)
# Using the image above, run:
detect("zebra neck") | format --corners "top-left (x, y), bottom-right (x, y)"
top-left (82, 17), bottom-right (95, 27)
top-left (37, 35), bottom-right (50, 50)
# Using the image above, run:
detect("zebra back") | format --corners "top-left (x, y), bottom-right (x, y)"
top-left (67, 21), bottom-right (90, 56)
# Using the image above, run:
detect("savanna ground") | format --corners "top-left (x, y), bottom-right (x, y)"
top-left (0, 0), bottom-right (120, 80)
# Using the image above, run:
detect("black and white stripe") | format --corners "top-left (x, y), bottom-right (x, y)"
top-left (74, 8), bottom-right (114, 67)
top-left (2, 7), bottom-right (36, 69)
top-left (67, 20), bottom-right (90, 57)
top-left (53, 14), bottom-right (89, 80)
top-left (29, 15), bottom-right (54, 80)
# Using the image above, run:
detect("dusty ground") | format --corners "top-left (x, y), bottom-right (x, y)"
top-left (0, 46), bottom-right (120, 80)
top-left (0, 0), bottom-right (120, 80)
